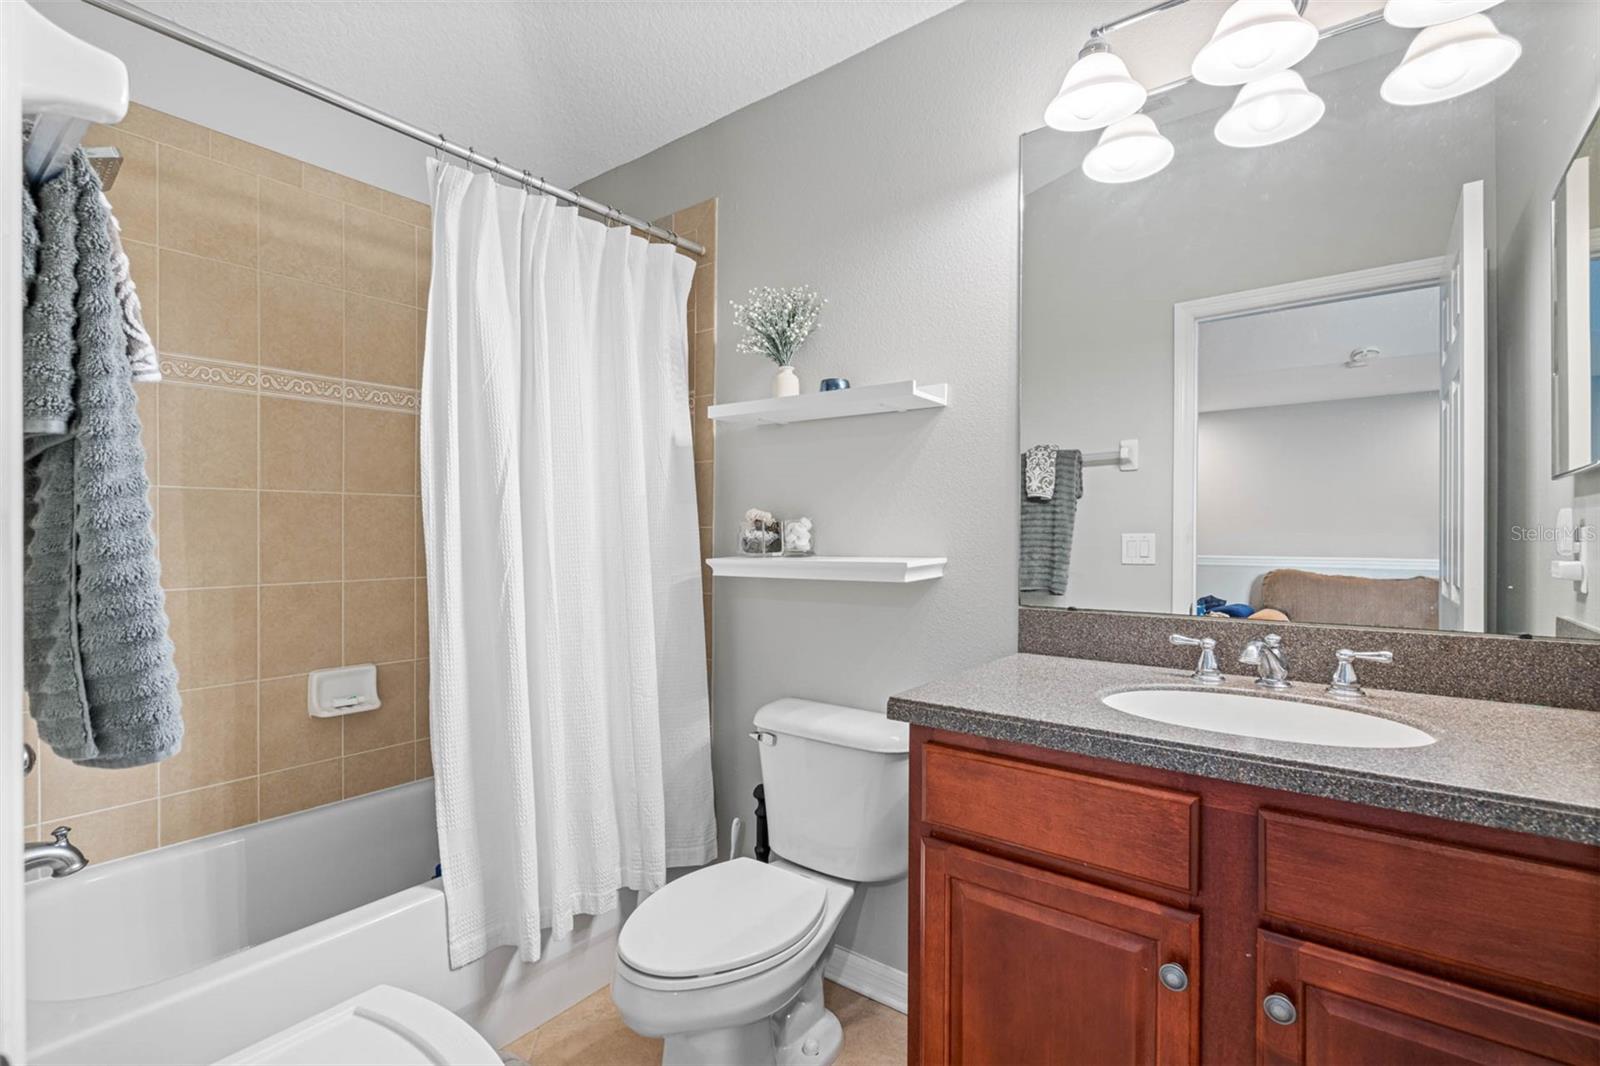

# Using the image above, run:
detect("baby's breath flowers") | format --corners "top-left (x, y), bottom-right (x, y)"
top-left (730, 286), bottom-right (826, 367)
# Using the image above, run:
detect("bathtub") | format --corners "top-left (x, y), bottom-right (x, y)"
top-left (26, 779), bottom-right (622, 1065)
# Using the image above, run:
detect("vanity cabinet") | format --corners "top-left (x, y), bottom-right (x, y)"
top-left (909, 728), bottom-right (1600, 1065)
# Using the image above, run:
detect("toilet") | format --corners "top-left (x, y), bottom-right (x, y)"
top-left (214, 985), bottom-right (501, 1065)
top-left (611, 698), bottom-right (910, 1066)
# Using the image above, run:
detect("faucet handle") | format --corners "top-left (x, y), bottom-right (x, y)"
top-left (1170, 634), bottom-right (1225, 685)
top-left (51, 826), bottom-right (73, 845)
top-left (1327, 648), bottom-right (1393, 699)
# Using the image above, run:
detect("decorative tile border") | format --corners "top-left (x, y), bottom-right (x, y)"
top-left (157, 354), bottom-right (418, 413)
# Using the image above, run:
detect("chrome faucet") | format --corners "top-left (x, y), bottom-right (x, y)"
top-left (1327, 648), bottom-right (1394, 699)
top-left (26, 826), bottom-right (88, 878)
top-left (1238, 633), bottom-right (1290, 689)
top-left (1169, 633), bottom-right (1224, 684)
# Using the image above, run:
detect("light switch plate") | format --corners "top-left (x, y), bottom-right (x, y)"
top-left (1121, 533), bottom-right (1156, 565)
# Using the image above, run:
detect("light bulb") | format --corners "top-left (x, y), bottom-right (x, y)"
top-left (1082, 114), bottom-right (1175, 184)
top-left (1381, 13), bottom-right (1520, 106)
top-left (1045, 45), bottom-right (1148, 132)
top-left (1214, 71), bottom-right (1326, 147)
top-left (1192, 0), bottom-right (1319, 86)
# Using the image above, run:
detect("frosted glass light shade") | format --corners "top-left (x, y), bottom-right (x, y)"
top-left (1380, 14), bottom-right (1520, 106)
top-left (1192, 0), bottom-right (1318, 86)
top-left (1383, 0), bottom-right (1504, 29)
top-left (1214, 71), bottom-right (1326, 147)
top-left (1045, 50), bottom-right (1148, 132)
top-left (1082, 114), bottom-right (1175, 184)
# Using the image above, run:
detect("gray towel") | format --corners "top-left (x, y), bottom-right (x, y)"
top-left (24, 151), bottom-right (182, 768)
top-left (1019, 449), bottom-right (1083, 596)
top-left (23, 156), bottom-right (80, 438)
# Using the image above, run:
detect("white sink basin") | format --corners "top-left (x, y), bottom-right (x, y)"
top-left (1102, 689), bottom-right (1435, 748)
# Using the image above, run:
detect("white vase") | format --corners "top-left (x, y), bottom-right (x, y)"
top-left (772, 365), bottom-right (800, 398)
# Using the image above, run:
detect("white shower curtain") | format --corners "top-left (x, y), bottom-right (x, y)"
top-left (420, 160), bottom-right (716, 968)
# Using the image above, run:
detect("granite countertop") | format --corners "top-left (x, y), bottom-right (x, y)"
top-left (887, 653), bottom-right (1600, 846)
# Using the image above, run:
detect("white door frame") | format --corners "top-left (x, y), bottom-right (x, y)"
top-left (1, 2), bottom-right (27, 1058)
top-left (1169, 256), bottom-right (1446, 615)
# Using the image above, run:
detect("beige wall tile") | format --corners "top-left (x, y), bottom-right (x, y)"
top-left (344, 579), bottom-right (413, 665)
top-left (415, 579), bottom-right (429, 659)
top-left (94, 126), bottom-right (159, 245)
top-left (345, 206), bottom-right (415, 304)
top-left (119, 103), bottom-right (209, 153)
top-left (160, 779), bottom-right (257, 845)
top-left (260, 492), bottom-right (342, 583)
top-left (260, 397), bottom-right (342, 491)
top-left (261, 275), bottom-right (343, 377)
top-left (260, 759), bottom-right (341, 820)
top-left (61, 801), bottom-right (159, 862)
top-left (158, 384), bottom-right (258, 490)
top-left (167, 586), bottom-right (258, 688)
top-left (160, 682), bottom-right (257, 793)
top-left (124, 240), bottom-right (159, 346)
top-left (259, 582), bottom-right (342, 679)
top-left (345, 293), bottom-right (418, 387)
top-left (415, 226), bottom-right (432, 309)
top-left (343, 743), bottom-right (413, 798)
top-left (415, 659), bottom-right (430, 739)
top-left (158, 488), bottom-right (258, 589)
top-left (414, 308), bottom-right (427, 385)
top-left (415, 739), bottom-right (433, 780)
top-left (379, 191), bottom-right (431, 229)
top-left (303, 165), bottom-right (383, 210)
top-left (259, 674), bottom-right (341, 773)
top-left (344, 661), bottom-right (414, 754)
top-left (692, 262), bottom-right (715, 331)
top-left (414, 505), bottom-right (426, 576)
top-left (210, 131), bottom-right (301, 186)
top-left (260, 179), bottom-right (344, 286)
top-left (344, 408), bottom-right (415, 494)
top-left (159, 250), bottom-right (259, 363)
top-left (158, 147), bottom-right (258, 267)
top-left (40, 744), bottom-right (157, 820)
top-left (691, 330), bottom-right (714, 399)
top-left (344, 494), bottom-right (414, 580)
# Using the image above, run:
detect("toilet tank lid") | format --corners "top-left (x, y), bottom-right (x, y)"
top-left (753, 698), bottom-right (909, 753)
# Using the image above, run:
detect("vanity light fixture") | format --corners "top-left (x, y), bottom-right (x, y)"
top-left (1082, 114), bottom-right (1175, 184)
top-left (1382, 0), bottom-right (1504, 29)
top-left (1045, 38), bottom-right (1149, 132)
top-left (1380, 13), bottom-right (1520, 107)
top-left (1214, 71), bottom-right (1325, 147)
top-left (1191, 0), bottom-right (1319, 87)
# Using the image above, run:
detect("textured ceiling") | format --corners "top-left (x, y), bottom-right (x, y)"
top-left (127, 0), bottom-right (960, 186)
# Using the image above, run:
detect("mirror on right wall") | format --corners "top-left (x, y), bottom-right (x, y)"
top-left (1554, 112), bottom-right (1600, 481)
top-left (1019, 0), bottom-right (1600, 641)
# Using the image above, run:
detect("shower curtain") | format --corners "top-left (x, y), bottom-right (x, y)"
top-left (420, 160), bottom-right (716, 968)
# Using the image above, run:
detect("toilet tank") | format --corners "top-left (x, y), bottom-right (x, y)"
top-left (752, 698), bottom-right (910, 883)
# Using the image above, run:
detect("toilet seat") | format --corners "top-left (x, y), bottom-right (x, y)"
top-left (619, 858), bottom-right (828, 983)
top-left (214, 985), bottom-right (500, 1065)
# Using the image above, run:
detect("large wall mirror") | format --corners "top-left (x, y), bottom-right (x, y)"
top-left (1020, 0), bottom-right (1600, 640)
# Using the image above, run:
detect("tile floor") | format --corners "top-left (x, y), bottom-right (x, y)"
top-left (503, 981), bottom-right (906, 1065)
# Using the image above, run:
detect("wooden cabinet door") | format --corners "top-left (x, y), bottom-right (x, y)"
top-left (1257, 932), bottom-right (1600, 1066)
top-left (918, 838), bottom-right (1199, 1066)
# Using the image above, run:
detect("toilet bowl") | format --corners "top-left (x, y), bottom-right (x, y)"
top-left (611, 698), bottom-right (909, 1066)
top-left (214, 985), bottom-right (500, 1065)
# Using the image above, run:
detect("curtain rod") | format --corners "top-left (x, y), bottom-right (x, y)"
top-left (77, 0), bottom-right (706, 257)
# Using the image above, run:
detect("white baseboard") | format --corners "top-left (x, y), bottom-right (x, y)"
top-left (824, 945), bottom-right (907, 1015)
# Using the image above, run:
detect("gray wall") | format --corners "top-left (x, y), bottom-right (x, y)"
top-left (1198, 392), bottom-right (1439, 558)
top-left (581, 0), bottom-right (1138, 971)
top-left (1019, 35), bottom-right (1495, 613)
top-left (1492, 4), bottom-right (1600, 637)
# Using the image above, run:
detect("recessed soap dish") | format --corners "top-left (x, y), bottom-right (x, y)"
top-left (308, 664), bottom-right (381, 718)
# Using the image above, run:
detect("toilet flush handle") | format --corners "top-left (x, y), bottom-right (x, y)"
top-left (748, 730), bottom-right (777, 746)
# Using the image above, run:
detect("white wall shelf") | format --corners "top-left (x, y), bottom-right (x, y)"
top-left (706, 380), bottom-right (949, 426)
top-left (707, 556), bottom-right (947, 583)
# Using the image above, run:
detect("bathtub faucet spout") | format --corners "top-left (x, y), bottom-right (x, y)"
top-left (25, 826), bottom-right (88, 878)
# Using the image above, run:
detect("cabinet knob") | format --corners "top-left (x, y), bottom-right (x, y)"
top-left (1263, 993), bottom-right (1298, 1025)
top-left (1158, 963), bottom-right (1189, 992)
